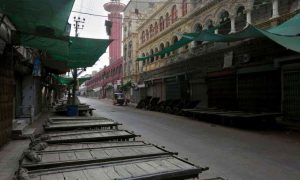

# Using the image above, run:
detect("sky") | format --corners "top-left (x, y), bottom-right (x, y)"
top-left (68, 0), bottom-right (130, 77)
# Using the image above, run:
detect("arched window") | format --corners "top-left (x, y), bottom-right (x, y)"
top-left (235, 6), bottom-right (246, 32)
top-left (166, 42), bottom-right (170, 56)
top-left (146, 53), bottom-right (150, 64)
top-left (141, 31), bottom-right (145, 43)
top-left (206, 19), bottom-right (214, 30)
top-left (252, 0), bottom-right (272, 24)
top-left (193, 23), bottom-right (203, 46)
top-left (145, 29), bottom-right (149, 41)
top-left (160, 43), bottom-right (165, 59)
top-left (166, 13), bottom-right (170, 27)
top-left (218, 11), bottom-right (230, 35)
top-left (159, 16), bottom-right (164, 31)
top-left (123, 44), bottom-right (127, 61)
top-left (150, 49), bottom-right (154, 63)
top-left (182, 0), bottom-right (187, 16)
top-left (128, 41), bottom-right (132, 59)
top-left (171, 5), bottom-right (178, 23)
top-left (142, 53), bottom-right (146, 66)
top-left (172, 36), bottom-right (178, 54)
top-left (150, 24), bottom-right (154, 37)
top-left (155, 47), bottom-right (159, 60)
top-left (154, 22), bottom-right (158, 34)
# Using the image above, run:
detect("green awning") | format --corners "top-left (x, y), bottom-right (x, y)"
top-left (137, 37), bottom-right (193, 61)
top-left (52, 74), bottom-right (91, 86)
top-left (137, 13), bottom-right (300, 61)
top-left (0, 0), bottom-right (75, 37)
top-left (19, 34), bottom-right (112, 68)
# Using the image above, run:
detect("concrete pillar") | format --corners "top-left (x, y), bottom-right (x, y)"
top-left (230, 15), bottom-right (236, 33)
top-left (246, 9), bottom-right (252, 25)
top-left (272, 0), bottom-right (279, 18)
top-left (214, 29), bottom-right (218, 34)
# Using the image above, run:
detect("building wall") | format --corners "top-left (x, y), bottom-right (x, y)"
top-left (0, 46), bottom-right (14, 147)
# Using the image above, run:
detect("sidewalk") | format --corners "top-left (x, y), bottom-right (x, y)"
top-left (0, 111), bottom-right (49, 180)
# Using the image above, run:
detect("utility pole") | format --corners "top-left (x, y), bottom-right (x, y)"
top-left (72, 16), bottom-right (85, 105)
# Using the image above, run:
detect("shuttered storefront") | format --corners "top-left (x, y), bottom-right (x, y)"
top-left (165, 77), bottom-right (181, 100)
top-left (207, 70), bottom-right (237, 110)
top-left (152, 79), bottom-right (165, 101)
top-left (282, 67), bottom-right (300, 121)
top-left (237, 67), bottom-right (281, 113)
top-left (165, 75), bottom-right (189, 100)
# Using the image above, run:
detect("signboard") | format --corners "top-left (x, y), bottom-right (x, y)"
top-left (32, 57), bottom-right (41, 76)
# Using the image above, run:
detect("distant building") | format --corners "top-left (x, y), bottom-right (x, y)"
top-left (86, 0), bottom-right (125, 99)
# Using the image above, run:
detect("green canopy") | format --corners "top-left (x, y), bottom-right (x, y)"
top-left (137, 13), bottom-right (300, 61)
top-left (19, 34), bottom-right (112, 68)
top-left (52, 74), bottom-right (91, 86)
top-left (137, 22), bottom-right (228, 61)
top-left (0, 0), bottom-right (75, 37)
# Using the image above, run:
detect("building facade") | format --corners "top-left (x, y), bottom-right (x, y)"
top-left (86, 0), bottom-right (125, 99)
top-left (130, 0), bottom-right (300, 122)
top-left (122, 0), bottom-right (159, 102)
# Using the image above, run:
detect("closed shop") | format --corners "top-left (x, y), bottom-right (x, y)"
top-left (282, 64), bottom-right (300, 121)
top-left (237, 65), bottom-right (281, 113)
top-left (165, 77), bottom-right (180, 100)
top-left (165, 75), bottom-right (189, 100)
top-left (207, 69), bottom-right (237, 110)
top-left (152, 79), bottom-right (165, 101)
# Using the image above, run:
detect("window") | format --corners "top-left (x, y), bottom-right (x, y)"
top-left (123, 44), bottom-right (127, 61)
top-left (193, 23), bottom-right (203, 46)
top-left (141, 31), bottom-right (145, 43)
top-left (155, 47), bottom-right (159, 60)
top-left (166, 42), bottom-right (170, 56)
top-left (172, 36), bottom-right (178, 54)
top-left (146, 29), bottom-right (149, 40)
top-left (128, 41), bottom-right (132, 58)
top-left (159, 16), bottom-right (164, 31)
top-left (182, 0), bottom-right (187, 16)
top-left (160, 43), bottom-right (165, 59)
top-left (235, 6), bottom-right (247, 32)
top-left (166, 13), bottom-right (170, 27)
top-left (154, 22), bottom-right (158, 34)
top-left (150, 49), bottom-right (154, 62)
top-left (150, 24), bottom-right (154, 37)
top-left (142, 53), bottom-right (146, 66)
top-left (171, 5), bottom-right (178, 23)
top-left (219, 11), bottom-right (230, 35)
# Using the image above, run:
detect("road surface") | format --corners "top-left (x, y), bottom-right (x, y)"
top-left (80, 97), bottom-right (300, 180)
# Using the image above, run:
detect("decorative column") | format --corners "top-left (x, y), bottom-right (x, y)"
top-left (272, 0), bottom-right (279, 18)
top-left (246, 9), bottom-right (252, 25)
top-left (230, 15), bottom-right (236, 33)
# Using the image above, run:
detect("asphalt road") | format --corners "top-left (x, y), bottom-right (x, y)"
top-left (80, 97), bottom-right (300, 180)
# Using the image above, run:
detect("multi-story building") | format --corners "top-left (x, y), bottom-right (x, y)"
top-left (122, 0), bottom-right (159, 102)
top-left (86, 0), bottom-right (125, 99)
top-left (132, 0), bottom-right (300, 122)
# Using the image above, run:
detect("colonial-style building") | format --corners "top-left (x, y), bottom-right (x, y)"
top-left (130, 0), bottom-right (300, 122)
top-left (122, 0), bottom-right (159, 102)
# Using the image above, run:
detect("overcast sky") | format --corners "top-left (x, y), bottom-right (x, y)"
top-left (69, 0), bottom-right (130, 76)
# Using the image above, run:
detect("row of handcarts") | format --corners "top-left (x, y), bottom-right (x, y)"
top-left (14, 102), bottom-right (223, 180)
top-left (137, 96), bottom-right (200, 115)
